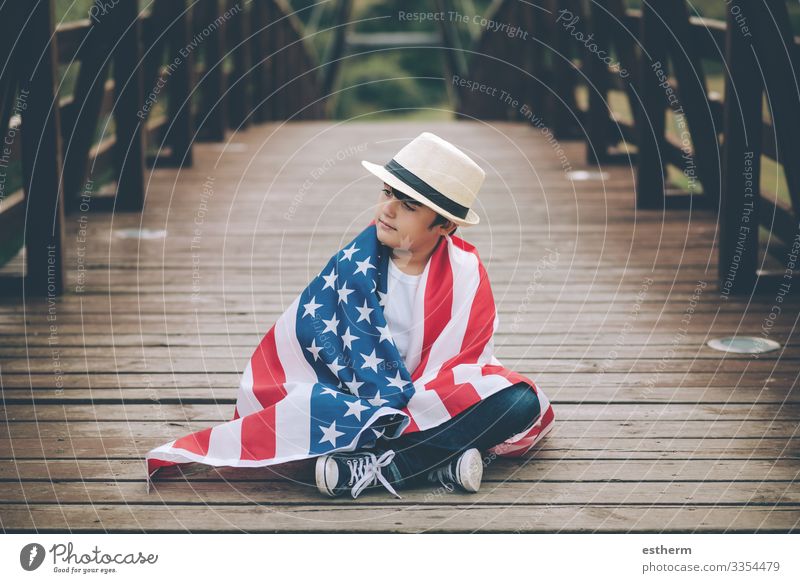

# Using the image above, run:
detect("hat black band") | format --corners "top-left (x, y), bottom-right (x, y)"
top-left (384, 158), bottom-right (469, 219)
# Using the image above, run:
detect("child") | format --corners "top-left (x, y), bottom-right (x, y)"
top-left (315, 132), bottom-right (554, 498)
top-left (145, 132), bottom-right (554, 499)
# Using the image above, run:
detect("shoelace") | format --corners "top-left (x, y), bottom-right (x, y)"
top-left (428, 462), bottom-right (456, 492)
top-left (347, 450), bottom-right (402, 499)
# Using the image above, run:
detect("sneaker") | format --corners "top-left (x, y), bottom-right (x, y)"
top-left (426, 448), bottom-right (483, 493)
top-left (315, 449), bottom-right (401, 499)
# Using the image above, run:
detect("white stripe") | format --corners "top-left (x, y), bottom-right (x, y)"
top-left (234, 294), bottom-right (317, 420)
top-left (422, 239), bottom-right (480, 379)
top-left (204, 418), bottom-right (244, 464)
top-left (536, 384), bottom-right (551, 413)
top-left (274, 294), bottom-right (319, 383)
top-left (452, 366), bottom-right (510, 399)
top-left (404, 390), bottom-right (451, 430)
top-left (477, 312), bottom-right (499, 364)
top-left (272, 294), bottom-right (319, 458)
top-left (274, 382), bottom-right (315, 458)
top-left (402, 261), bottom-right (431, 375)
top-left (234, 361), bottom-right (262, 418)
top-left (407, 238), bottom-right (482, 428)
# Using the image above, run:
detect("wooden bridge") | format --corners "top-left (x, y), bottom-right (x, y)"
top-left (1, 1), bottom-right (798, 533)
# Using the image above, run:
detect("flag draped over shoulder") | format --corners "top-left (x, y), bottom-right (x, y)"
top-left (145, 220), bottom-right (554, 492)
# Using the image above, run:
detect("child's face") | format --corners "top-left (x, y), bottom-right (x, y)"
top-left (374, 182), bottom-right (451, 254)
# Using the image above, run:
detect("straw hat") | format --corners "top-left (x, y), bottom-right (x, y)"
top-left (361, 132), bottom-right (485, 227)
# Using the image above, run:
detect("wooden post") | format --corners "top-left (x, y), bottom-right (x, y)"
top-left (719, 2), bottom-right (762, 295)
top-left (60, 17), bottom-right (111, 213)
top-left (114, 0), bottom-right (146, 211)
top-left (585, 0), bottom-right (611, 164)
top-left (273, 3), bottom-right (288, 120)
top-left (635, 2), bottom-right (668, 209)
top-left (20, 0), bottom-right (67, 296)
top-left (319, 0), bottom-right (353, 116)
top-left (750, 1), bottom-right (800, 218)
top-left (164, 0), bottom-right (194, 166)
top-left (546, 0), bottom-right (581, 139)
top-left (250, 0), bottom-right (270, 123)
top-left (227, 0), bottom-right (251, 128)
top-left (197, 0), bottom-right (228, 140)
top-left (528, 5), bottom-right (548, 116)
top-left (435, 0), bottom-right (468, 114)
top-left (519, 0), bottom-right (539, 116)
top-left (655, 0), bottom-right (720, 206)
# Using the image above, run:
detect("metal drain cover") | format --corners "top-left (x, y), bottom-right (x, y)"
top-left (707, 336), bottom-right (781, 354)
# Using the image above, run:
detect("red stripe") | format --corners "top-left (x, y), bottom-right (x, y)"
top-left (240, 406), bottom-right (278, 461)
top-left (450, 233), bottom-right (477, 254)
top-left (436, 257), bottom-right (494, 375)
top-left (399, 408), bottom-right (419, 434)
top-left (457, 261), bottom-right (495, 362)
top-left (423, 368), bottom-right (481, 417)
top-left (541, 401), bottom-right (555, 428)
top-left (481, 363), bottom-right (537, 394)
top-left (410, 237), bottom-right (452, 381)
top-left (412, 246), bottom-right (495, 419)
top-left (491, 402), bottom-right (555, 457)
top-left (251, 326), bottom-right (288, 408)
top-left (147, 458), bottom-right (178, 476)
top-left (173, 426), bottom-right (212, 456)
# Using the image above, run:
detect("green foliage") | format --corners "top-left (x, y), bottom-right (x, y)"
top-left (333, 50), bottom-right (451, 119)
top-left (323, 0), bottom-right (493, 118)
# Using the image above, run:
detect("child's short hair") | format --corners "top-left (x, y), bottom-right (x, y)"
top-left (429, 212), bottom-right (458, 236)
top-left (390, 187), bottom-right (458, 236)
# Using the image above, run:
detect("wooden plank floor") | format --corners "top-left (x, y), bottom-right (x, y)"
top-left (1, 120), bottom-right (799, 533)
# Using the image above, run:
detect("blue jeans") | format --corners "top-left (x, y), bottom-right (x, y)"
top-left (373, 381), bottom-right (541, 489)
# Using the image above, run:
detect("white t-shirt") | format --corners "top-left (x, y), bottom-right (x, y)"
top-left (383, 257), bottom-right (425, 371)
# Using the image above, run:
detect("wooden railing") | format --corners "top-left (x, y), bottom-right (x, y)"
top-left (457, 0), bottom-right (799, 295)
top-left (0, 0), bottom-right (324, 297)
top-left (2, 0), bottom-right (798, 298)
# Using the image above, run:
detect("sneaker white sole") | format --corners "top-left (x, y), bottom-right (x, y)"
top-left (456, 448), bottom-right (483, 493)
top-left (315, 455), bottom-right (338, 497)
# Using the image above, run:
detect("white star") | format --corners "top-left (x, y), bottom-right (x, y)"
top-left (341, 326), bottom-right (360, 350)
top-left (372, 427), bottom-right (385, 438)
top-left (344, 377), bottom-right (364, 397)
top-left (327, 357), bottom-right (345, 376)
top-left (354, 257), bottom-right (376, 276)
top-left (386, 371), bottom-right (409, 389)
top-left (337, 283), bottom-right (355, 304)
top-left (341, 244), bottom-right (359, 261)
top-left (360, 348), bottom-right (384, 373)
top-left (376, 324), bottom-right (393, 343)
top-left (355, 299), bottom-right (374, 324)
top-left (322, 314), bottom-right (339, 335)
top-left (319, 420), bottom-right (345, 446)
top-left (321, 268), bottom-right (337, 291)
top-left (344, 399), bottom-right (370, 421)
top-left (305, 338), bottom-right (322, 361)
top-left (302, 296), bottom-right (323, 318)
top-left (377, 290), bottom-right (388, 307)
top-left (320, 386), bottom-right (340, 398)
top-left (368, 390), bottom-right (389, 407)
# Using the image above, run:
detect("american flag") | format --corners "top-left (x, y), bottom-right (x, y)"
top-left (145, 220), bottom-right (554, 491)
